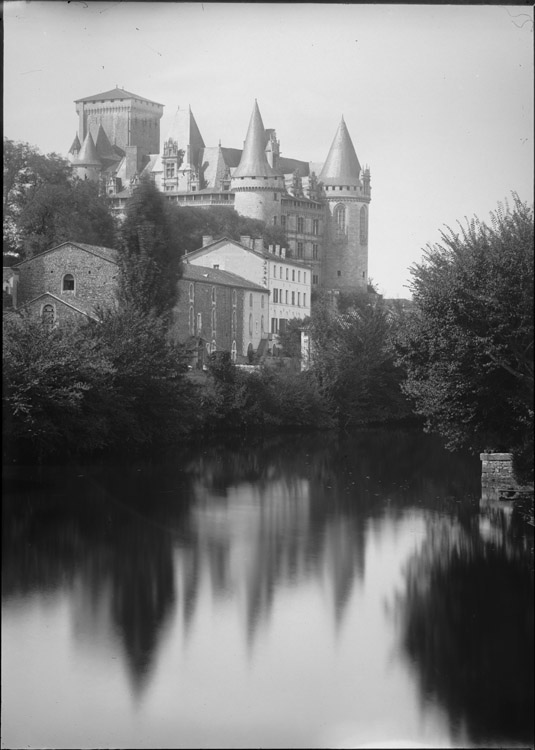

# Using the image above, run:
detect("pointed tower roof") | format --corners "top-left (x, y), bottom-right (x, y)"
top-left (94, 124), bottom-right (119, 161)
top-left (75, 131), bottom-right (101, 166)
top-left (165, 105), bottom-right (205, 162)
top-left (233, 101), bottom-right (277, 179)
top-left (68, 134), bottom-right (81, 154)
top-left (319, 117), bottom-right (361, 186)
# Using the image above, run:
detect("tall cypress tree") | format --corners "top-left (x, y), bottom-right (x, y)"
top-left (119, 176), bottom-right (180, 317)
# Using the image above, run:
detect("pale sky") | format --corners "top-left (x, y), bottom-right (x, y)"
top-left (3, 1), bottom-right (534, 298)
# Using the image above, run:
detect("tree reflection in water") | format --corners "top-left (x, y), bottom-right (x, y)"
top-left (394, 506), bottom-right (534, 747)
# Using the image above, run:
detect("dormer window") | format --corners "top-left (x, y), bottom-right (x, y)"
top-left (62, 274), bottom-right (75, 292)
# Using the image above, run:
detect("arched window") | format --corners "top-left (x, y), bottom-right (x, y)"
top-left (360, 205), bottom-right (368, 244)
top-left (189, 283), bottom-right (194, 302)
top-left (261, 295), bottom-right (265, 309)
top-left (211, 286), bottom-right (216, 304)
top-left (249, 293), bottom-right (253, 308)
top-left (249, 313), bottom-right (253, 335)
top-left (261, 315), bottom-right (265, 334)
top-left (334, 204), bottom-right (346, 234)
top-left (231, 340), bottom-right (237, 362)
top-left (62, 274), bottom-right (75, 291)
top-left (232, 290), bottom-right (237, 307)
top-left (211, 308), bottom-right (216, 333)
top-left (42, 303), bottom-right (55, 329)
top-left (189, 306), bottom-right (194, 335)
top-left (232, 310), bottom-right (237, 332)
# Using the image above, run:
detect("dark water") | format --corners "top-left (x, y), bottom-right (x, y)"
top-left (2, 429), bottom-right (533, 749)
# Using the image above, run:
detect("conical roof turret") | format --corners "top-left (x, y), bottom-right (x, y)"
top-left (319, 117), bottom-right (361, 186)
top-left (233, 101), bottom-right (277, 179)
top-left (68, 133), bottom-right (81, 155)
top-left (95, 124), bottom-right (119, 161)
top-left (75, 131), bottom-right (101, 166)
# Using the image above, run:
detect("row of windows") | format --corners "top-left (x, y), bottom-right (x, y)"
top-left (189, 284), bottom-right (240, 308)
top-left (272, 289), bottom-right (307, 307)
top-left (333, 204), bottom-right (368, 243)
top-left (271, 266), bottom-right (307, 283)
top-left (249, 293), bottom-right (265, 308)
top-left (278, 216), bottom-right (320, 235)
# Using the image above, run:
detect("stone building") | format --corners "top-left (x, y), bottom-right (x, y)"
top-left (68, 89), bottom-right (371, 296)
top-left (7, 242), bottom-right (119, 325)
top-left (174, 265), bottom-right (269, 366)
top-left (184, 235), bottom-right (312, 340)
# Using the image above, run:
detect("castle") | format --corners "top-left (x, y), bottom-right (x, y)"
top-left (68, 87), bottom-right (371, 294)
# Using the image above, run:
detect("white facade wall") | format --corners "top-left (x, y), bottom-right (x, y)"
top-left (186, 240), bottom-right (311, 339)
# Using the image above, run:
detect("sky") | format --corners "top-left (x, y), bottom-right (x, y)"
top-left (3, 1), bottom-right (534, 298)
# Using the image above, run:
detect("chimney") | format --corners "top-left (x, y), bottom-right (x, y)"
top-left (240, 235), bottom-right (253, 248)
top-left (269, 244), bottom-right (274, 254)
top-left (275, 244), bottom-right (280, 256)
top-left (253, 238), bottom-right (263, 253)
top-left (202, 235), bottom-right (213, 247)
top-left (281, 247), bottom-right (286, 258)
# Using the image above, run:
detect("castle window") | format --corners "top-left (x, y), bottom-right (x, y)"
top-left (313, 244), bottom-right (319, 260)
top-left (166, 164), bottom-right (175, 178)
top-left (297, 242), bottom-right (304, 259)
top-left (62, 274), bottom-right (75, 292)
top-left (42, 304), bottom-right (55, 329)
top-left (231, 340), bottom-right (237, 362)
top-left (312, 219), bottom-right (319, 235)
top-left (334, 204), bottom-right (346, 233)
top-left (312, 274), bottom-right (319, 285)
top-left (297, 217), bottom-right (304, 233)
top-left (281, 215), bottom-right (286, 229)
top-left (360, 205), bottom-right (368, 244)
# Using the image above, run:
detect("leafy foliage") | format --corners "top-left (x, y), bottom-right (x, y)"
top-left (118, 177), bottom-right (182, 317)
top-left (3, 138), bottom-right (116, 261)
top-left (2, 308), bottom-right (195, 460)
top-left (166, 205), bottom-right (288, 256)
top-left (308, 292), bottom-right (412, 427)
top-left (396, 194), bottom-right (534, 465)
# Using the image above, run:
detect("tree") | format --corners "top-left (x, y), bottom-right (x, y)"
top-left (3, 138), bottom-right (116, 261)
top-left (166, 205), bottom-right (288, 256)
top-left (309, 292), bottom-right (411, 427)
top-left (118, 176), bottom-right (181, 317)
top-left (396, 194), bottom-right (534, 471)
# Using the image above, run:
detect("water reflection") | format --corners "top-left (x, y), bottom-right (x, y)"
top-left (2, 430), bottom-right (533, 749)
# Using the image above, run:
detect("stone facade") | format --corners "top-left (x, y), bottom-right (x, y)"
top-left (173, 265), bottom-right (269, 365)
top-left (11, 242), bottom-right (118, 323)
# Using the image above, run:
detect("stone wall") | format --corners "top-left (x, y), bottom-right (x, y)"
top-left (480, 452), bottom-right (534, 501)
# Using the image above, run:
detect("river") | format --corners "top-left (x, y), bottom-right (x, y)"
top-left (2, 429), bottom-right (533, 749)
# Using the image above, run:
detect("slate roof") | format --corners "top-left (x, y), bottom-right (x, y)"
top-left (182, 263), bottom-right (267, 292)
top-left (319, 117), bottom-right (361, 186)
top-left (233, 101), bottom-right (278, 179)
top-left (75, 87), bottom-right (163, 106)
top-left (13, 242), bottom-right (119, 267)
top-left (76, 131), bottom-right (101, 166)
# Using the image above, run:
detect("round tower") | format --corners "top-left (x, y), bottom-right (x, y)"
top-left (231, 101), bottom-right (284, 225)
top-left (72, 131), bottom-right (101, 182)
top-left (319, 117), bottom-right (371, 293)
